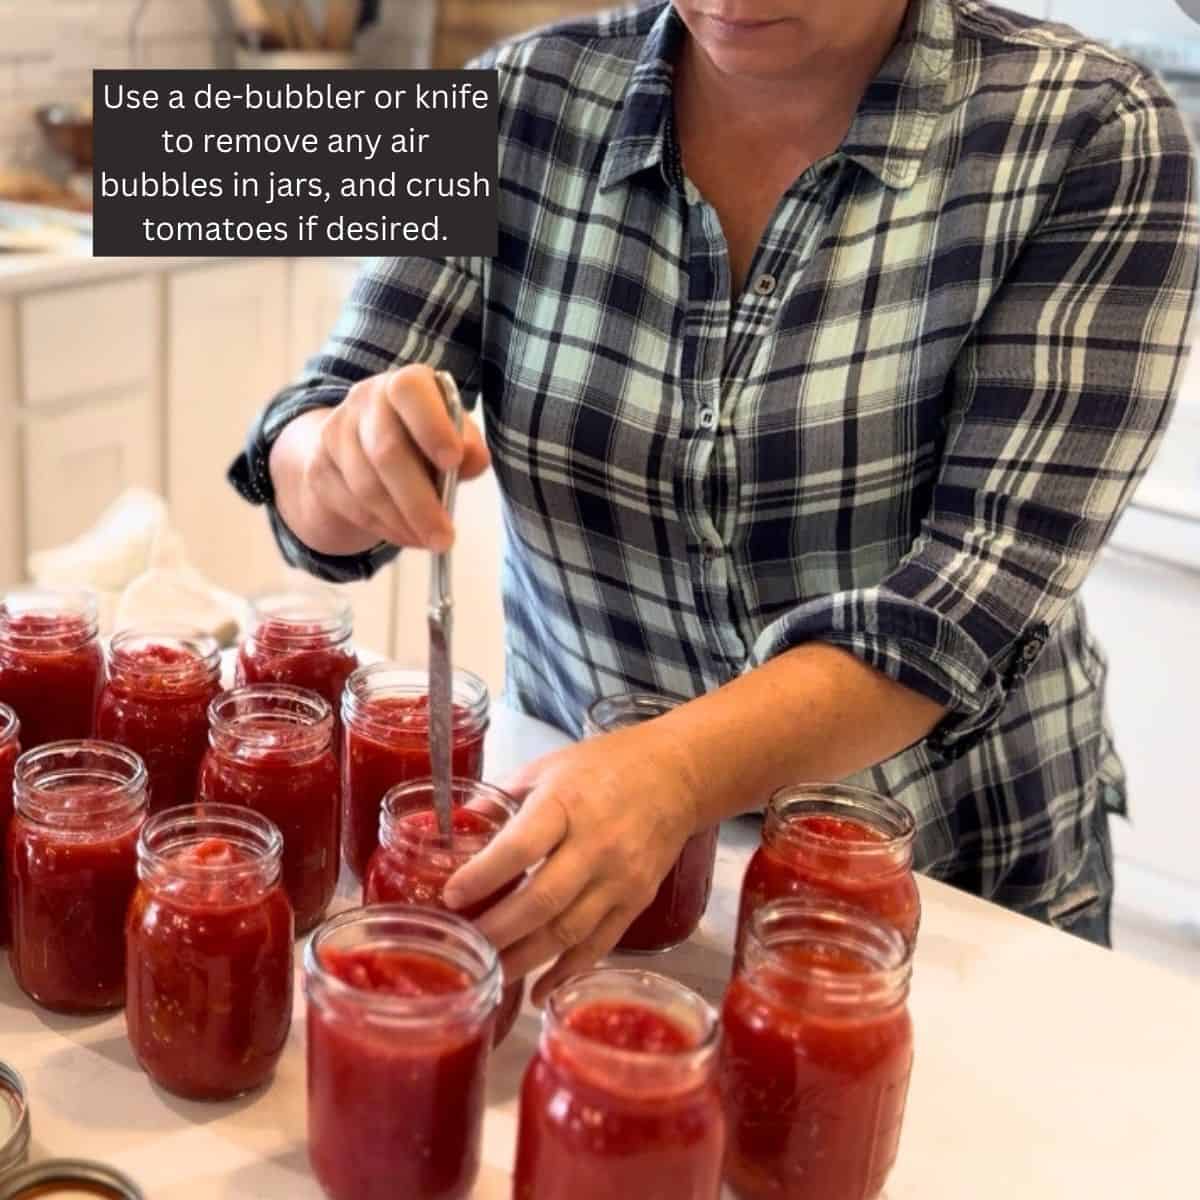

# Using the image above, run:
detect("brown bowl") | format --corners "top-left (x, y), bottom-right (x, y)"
top-left (36, 104), bottom-right (94, 169)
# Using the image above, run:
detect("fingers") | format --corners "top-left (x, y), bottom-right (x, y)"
top-left (385, 365), bottom-right (465, 472)
top-left (498, 887), bottom-right (617, 985)
top-left (311, 455), bottom-right (418, 547)
top-left (355, 394), bottom-right (453, 551)
top-left (443, 791), bottom-right (569, 916)
top-left (321, 399), bottom-right (419, 546)
top-left (466, 845), bottom-right (591, 953)
top-left (531, 908), bottom-right (635, 1007)
top-left (303, 365), bottom-right (491, 553)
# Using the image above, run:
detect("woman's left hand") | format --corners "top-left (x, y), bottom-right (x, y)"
top-left (443, 723), bottom-right (702, 1005)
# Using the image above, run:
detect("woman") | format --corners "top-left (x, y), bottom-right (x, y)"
top-left (231, 0), bottom-right (1198, 1000)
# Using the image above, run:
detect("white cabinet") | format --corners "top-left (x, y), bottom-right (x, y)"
top-left (19, 277), bottom-right (158, 408)
top-left (16, 276), bottom-right (163, 556)
top-left (288, 259), bottom-right (360, 375)
top-left (166, 261), bottom-right (290, 596)
top-left (1083, 537), bottom-right (1200, 927)
top-left (23, 398), bottom-right (160, 554)
top-left (0, 300), bottom-right (20, 584)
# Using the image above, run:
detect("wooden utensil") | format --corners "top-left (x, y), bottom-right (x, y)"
top-left (289, 0), bottom-right (323, 50)
top-left (257, 0), bottom-right (294, 47)
top-left (323, 0), bottom-right (361, 52)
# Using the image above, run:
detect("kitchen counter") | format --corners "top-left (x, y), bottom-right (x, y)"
top-left (0, 250), bottom-right (211, 293)
top-left (0, 248), bottom-right (367, 293)
top-left (3, 703), bottom-right (1197, 1197)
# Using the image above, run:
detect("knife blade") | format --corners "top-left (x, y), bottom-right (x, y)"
top-left (428, 370), bottom-right (464, 838)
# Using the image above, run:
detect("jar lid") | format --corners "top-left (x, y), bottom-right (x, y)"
top-left (0, 1062), bottom-right (30, 1174)
top-left (0, 1160), bottom-right (143, 1199)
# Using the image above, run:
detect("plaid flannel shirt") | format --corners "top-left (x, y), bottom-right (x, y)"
top-left (230, 0), bottom-right (1199, 911)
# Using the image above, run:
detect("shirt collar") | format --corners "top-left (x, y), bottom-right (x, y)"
top-left (599, 0), bottom-right (955, 195)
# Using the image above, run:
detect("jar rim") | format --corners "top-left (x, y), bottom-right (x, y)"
top-left (248, 589), bottom-right (353, 645)
top-left (0, 1060), bottom-right (30, 1174)
top-left (584, 692), bottom-right (681, 734)
top-left (544, 968), bottom-right (720, 1067)
top-left (0, 587), bottom-right (98, 649)
top-left (109, 627), bottom-right (221, 680)
top-left (0, 1158), bottom-right (144, 1200)
top-left (0, 703), bottom-right (18, 747)
top-left (767, 782), bottom-right (915, 849)
top-left (380, 778), bottom-right (517, 853)
top-left (343, 662), bottom-right (490, 733)
top-left (745, 898), bottom-right (912, 1003)
top-left (138, 803), bottom-right (284, 886)
top-left (208, 684), bottom-right (334, 752)
top-left (304, 905), bottom-right (501, 1026)
top-left (14, 740), bottom-right (147, 828)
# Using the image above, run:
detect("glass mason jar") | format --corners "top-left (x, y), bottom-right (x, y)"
top-left (720, 899), bottom-right (915, 1200)
top-left (125, 804), bottom-right (294, 1100)
top-left (235, 590), bottom-right (358, 745)
top-left (584, 694), bottom-right (717, 953)
top-left (305, 906), bottom-right (501, 1200)
top-left (199, 685), bottom-right (340, 935)
top-left (95, 629), bottom-right (221, 816)
top-left (0, 704), bottom-right (20, 948)
top-left (342, 664), bottom-right (489, 880)
top-left (514, 969), bottom-right (725, 1200)
top-left (0, 588), bottom-right (104, 750)
top-left (364, 778), bottom-right (525, 1045)
top-left (736, 783), bottom-right (920, 955)
top-left (8, 741), bottom-right (147, 1012)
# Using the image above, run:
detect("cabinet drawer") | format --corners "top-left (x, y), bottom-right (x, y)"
top-left (20, 276), bottom-right (158, 408)
top-left (23, 392), bottom-right (161, 553)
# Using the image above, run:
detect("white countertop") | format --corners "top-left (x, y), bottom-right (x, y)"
top-left (0, 249), bottom-right (366, 293)
top-left (3, 705), bottom-right (1198, 1198)
top-left (0, 250), bottom-right (214, 293)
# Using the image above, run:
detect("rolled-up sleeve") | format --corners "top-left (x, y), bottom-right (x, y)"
top-left (227, 253), bottom-right (485, 582)
top-left (751, 71), bottom-right (1199, 761)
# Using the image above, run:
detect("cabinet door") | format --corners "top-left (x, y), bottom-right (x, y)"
top-left (166, 261), bottom-right (290, 595)
top-left (23, 394), bottom-right (160, 553)
top-left (1083, 542), bottom-right (1200, 914)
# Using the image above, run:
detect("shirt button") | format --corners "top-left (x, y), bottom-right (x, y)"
top-left (699, 408), bottom-right (717, 430)
top-left (702, 541), bottom-right (721, 561)
top-left (753, 273), bottom-right (778, 297)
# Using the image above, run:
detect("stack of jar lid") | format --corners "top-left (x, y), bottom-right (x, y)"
top-left (0, 1059), bottom-right (142, 1197)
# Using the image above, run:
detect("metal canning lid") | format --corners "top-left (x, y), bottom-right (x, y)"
top-left (0, 1062), bottom-right (30, 1174)
top-left (0, 1159), bottom-right (143, 1199)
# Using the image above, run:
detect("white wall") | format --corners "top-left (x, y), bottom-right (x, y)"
top-left (1046, 1), bottom-right (1200, 42)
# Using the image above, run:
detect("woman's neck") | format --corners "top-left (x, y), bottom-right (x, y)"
top-left (675, 3), bottom-right (911, 147)
top-left (671, 0), bottom-right (911, 296)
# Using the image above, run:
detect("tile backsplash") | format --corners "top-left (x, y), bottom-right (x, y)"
top-left (0, 0), bottom-right (437, 171)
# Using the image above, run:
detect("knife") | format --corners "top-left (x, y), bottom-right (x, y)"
top-left (428, 370), bottom-right (464, 839)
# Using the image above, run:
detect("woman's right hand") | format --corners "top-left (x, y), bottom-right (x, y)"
top-left (268, 364), bottom-right (491, 558)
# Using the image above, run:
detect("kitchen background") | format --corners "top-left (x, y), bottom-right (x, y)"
top-left (0, 0), bottom-right (1196, 976)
